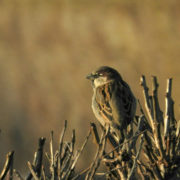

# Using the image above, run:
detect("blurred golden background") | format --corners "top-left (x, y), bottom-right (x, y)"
top-left (0, 0), bottom-right (179, 173)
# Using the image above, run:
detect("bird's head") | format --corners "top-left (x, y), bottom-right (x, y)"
top-left (86, 66), bottom-right (122, 88)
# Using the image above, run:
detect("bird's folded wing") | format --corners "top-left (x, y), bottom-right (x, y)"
top-left (110, 81), bottom-right (135, 127)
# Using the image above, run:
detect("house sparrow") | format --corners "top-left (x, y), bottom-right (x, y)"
top-left (87, 66), bottom-right (136, 142)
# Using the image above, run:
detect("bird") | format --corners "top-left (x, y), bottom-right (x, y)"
top-left (86, 66), bottom-right (136, 143)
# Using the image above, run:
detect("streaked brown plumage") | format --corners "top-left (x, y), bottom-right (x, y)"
top-left (87, 66), bottom-right (136, 142)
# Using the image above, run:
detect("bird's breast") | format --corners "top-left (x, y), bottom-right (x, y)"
top-left (91, 92), bottom-right (107, 127)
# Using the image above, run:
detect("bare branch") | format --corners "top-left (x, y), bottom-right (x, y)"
top-left (140, 75), bottom-right (153, 120)
top-left (151, 76), bottom-right (165, 159)
top-left (85, 126), bottom-right (109, 180)
top-left (59, 120), bottom-right (67, 171)
top-left (128, 134), bottom-right (144, 180)
top-left (26, 138), bottom-right (45, 180)
top-left (69, 129), bottom-right (92, 180)
top-left (27, 162), bottom-right (40, 180)
top-left (90, 123), bottom-right (100, 145)
top-left (14, 169), bottom-right (24, 180)
top-left (0, 151), bottom-right (14, 179)
top-left (164, 78), bottom-right (173, 137)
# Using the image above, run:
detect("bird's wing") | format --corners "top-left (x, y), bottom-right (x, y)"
top-left (110, 81), bottom-right (136, 128)
top-left (94, 81), bottom-right (136, 129)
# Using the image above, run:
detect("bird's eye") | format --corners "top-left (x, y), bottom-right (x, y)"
top-left (95, 72), bottom-right (103, 77)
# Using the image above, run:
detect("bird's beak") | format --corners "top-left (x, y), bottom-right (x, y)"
top-left (86, 73), bottom-right (96, 80)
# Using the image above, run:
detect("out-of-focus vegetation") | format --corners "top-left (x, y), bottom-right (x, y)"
top-left (0, 0), bottom-right (179, 173)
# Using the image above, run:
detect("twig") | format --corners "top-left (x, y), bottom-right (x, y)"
top-left (90, 123), bottom-right (100, 145)
top-left (128, 115), bottom-right (145, 153)
top-left (41, 166), bottom-right (46, 180)
top-left (70, 129), bottom-right (92, 180)
top-left (141, 76), bottom-right (162, 151)
top-left (27, 161), bottom-right (40, 180)
top-left (26, 138), bottom-right (45, 180)
top-left (59, 120), bottom-right (67, 174)
top-left (49, 131), bottom-right (56, 179)
top-left (0, 151), bottom-right (14, 179)
top-left (85, 126), bottom-right (109, 180)
top-left (152, 76), bottom-right (165, 159)
top-left (71, 129), bottom-right (76, 153)
top-left (62, 130), bottom-right (77, 179)
top-left (72, 167), bottom-right (91, 180)
top-left (137, 100), bottom-right (152, 133)
top-left (14, 169), bottom-right (24, 180)
top-left (128, 134), bottom-right (144, 180)
top-left (35, 137), bottom-right (46, 177)
top-left (140, 75), bottom-right (153, 121)
top-left (164, 78), bottom-right (173, 137)
top-left (104, 129), bottom-right (147, 158)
